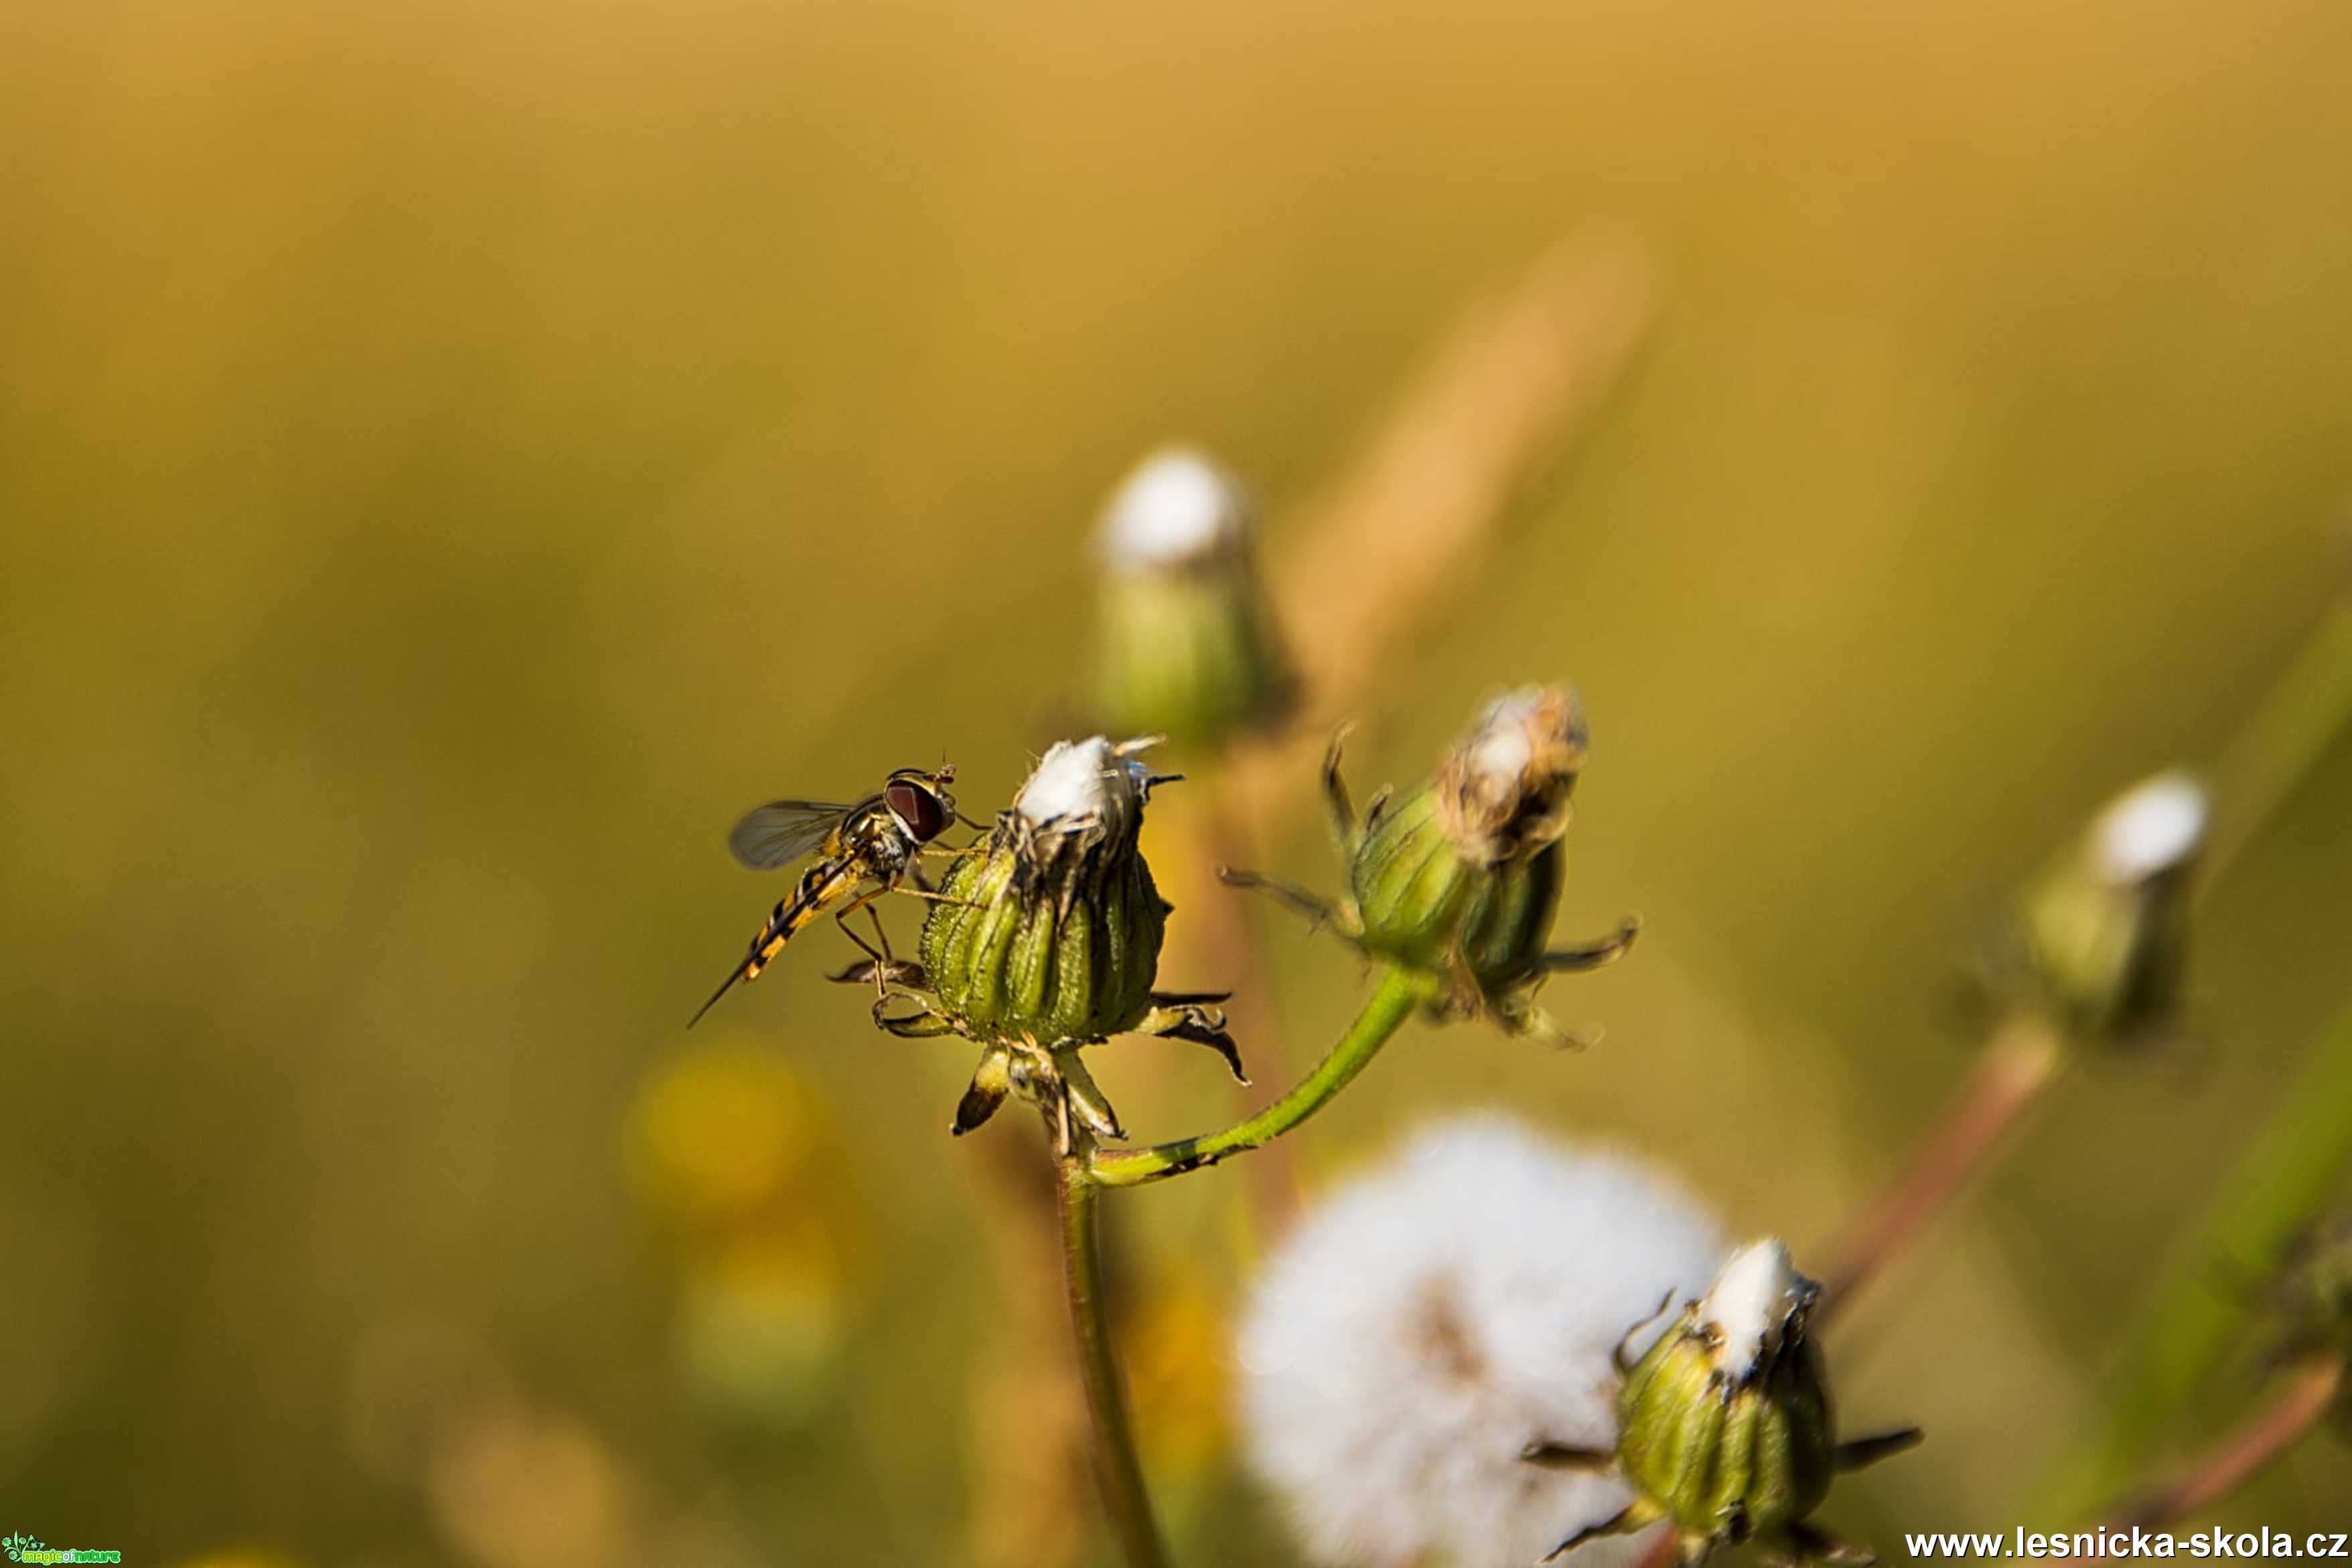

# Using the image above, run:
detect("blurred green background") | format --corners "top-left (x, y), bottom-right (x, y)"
top-left (7, 0), bottom-right (2352, 1562)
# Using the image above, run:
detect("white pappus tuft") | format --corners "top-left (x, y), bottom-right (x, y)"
top-left (2090, 771), bottom-right (2209, 887)
top-left (1696, 1238), bottom-right (1814, 1382)
top-left (1014, 736), bottom-right (1160, 832)
top-left (1236, 1114), bottom-right (1724, 1568)
top-left (1468, 689), bottom-right (1541, 776)
top-left (1096, 447), bottom-right (1250, 571)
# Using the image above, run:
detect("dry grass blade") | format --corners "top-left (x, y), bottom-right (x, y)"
top-left (1230, 230), bottom-right (1659, 824)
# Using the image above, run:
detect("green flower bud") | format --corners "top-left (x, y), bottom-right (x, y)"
top-left (1343, 686), bottom-right (1630, 1030)
top-left (1619, 1242), bottom-right (1837, 1549)
top-left (1572, 1241), bottom-right (1917, 1567)
top-left (1997, 771), bottom-right (2208, 1044)
top-left (891, 736), bottom-right (1246, 1146)
top-left (1094, 449), bottom-right (1293, 750)
top-left (921, 736), bottom-right (1171, 1046)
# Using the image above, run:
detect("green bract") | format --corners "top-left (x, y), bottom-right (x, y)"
top-left (919, 793), bottom-right (1167, 1045)
top-left (1349, 780), bottom-right (1566, 992)
top-left (1535, 1241), bottom-right (1919, 1568)
top-left (1254, 684), bottom-right (1635, 1038)
top-left (1617, 1287), bottom-right (1836, 1549)
top-left (861, 735), bottom-right (1244, 1148)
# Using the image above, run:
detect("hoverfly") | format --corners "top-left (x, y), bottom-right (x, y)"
top-left (689, 765), bottom-right (969, 1028)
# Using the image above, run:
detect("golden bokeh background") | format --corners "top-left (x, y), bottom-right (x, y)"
top-left (7, 0), bottom-right (2352, 1561)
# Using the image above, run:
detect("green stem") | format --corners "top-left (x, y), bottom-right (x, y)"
top-left (1055, 1151), bottom-right (1171, 1568)
top-left (2037, 1000), bottom-right (2352, 1515)
top-left (2201, 589), bottom-right (2352, 890)
top-left (1086, 965), bottom-right (1428, 1189)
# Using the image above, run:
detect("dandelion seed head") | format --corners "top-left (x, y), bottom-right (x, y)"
top-left (1014, 736), bottom-right (1155, 832)
top-left (1097, 447), bottom-right (1250, 570)
top-left (1439, 685), bottom-right (1589, 865)
top-left (1466, 690), bottom-right (1546, 784)
top-left (1698, 1238), bottom-right (1811, 1381)
top-left (2091, 771), bottom-right (2208, 886)
top-left (1237, 1114), bottom-right (1724, 1568)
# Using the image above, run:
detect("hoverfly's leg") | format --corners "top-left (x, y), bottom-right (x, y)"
top-left (896, 887), bottom-right (986, 909)
top-left (1542, 915), bottom-right (1642, 973)
top-left (1320, 724), bottom-right (1357, 854)
top-left (823, 887), bottom-right (900, 998)
top-left (830, 907), bottom-right (888, 996)
top-left (1134, 1000), bottom-right (1249, 1085)
top-left (830, 905), bottom-right (887, 965)
top-left (829, 956), bottom-right (928, 990)
top-left (1216, 866), bottom-right (1349, 933)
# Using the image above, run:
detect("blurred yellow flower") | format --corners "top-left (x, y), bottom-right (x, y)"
top-left (626, 1038), bottom-right (873, 1429)
top-left (627, 1036), bottom-right (835, 1233)
top-left (1124, 1268), bottom-right (1231, 1479)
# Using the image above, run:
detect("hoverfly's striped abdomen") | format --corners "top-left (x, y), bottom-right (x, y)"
top-left (744, 858), bottom-right (863, 979)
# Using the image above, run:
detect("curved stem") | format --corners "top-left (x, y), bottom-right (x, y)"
top-left (1086, 965), bottom-right (1428, 1189)
top-left (2061, 1361), bottom-right (2345, 1562)
top-left (2105, 1358), bottom-right (2341, 1533)
top-left (1055, 1151), bottom-right (1170, 1568)
top-left (1819, 1012), bottom-right (2067, 1321)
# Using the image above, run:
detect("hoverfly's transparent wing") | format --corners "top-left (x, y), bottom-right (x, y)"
top-left (727, 799), bottom-right (856, 870)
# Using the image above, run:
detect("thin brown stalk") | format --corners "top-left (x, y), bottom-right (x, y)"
top-left (1229, 230), bottom-right (1660, 829)
top-left (2104, 1359), bottom-right (2341, 1535)
top-left (2051, 1361), bottom-right (2344, 1563)
top-left (966, 1132), bottom-right (1088, 1568)
top-left (1819, 1012), bottom-right (2068, 1322)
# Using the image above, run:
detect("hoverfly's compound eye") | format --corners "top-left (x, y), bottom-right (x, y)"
top-left (887, 778), bottom-right (950, 842)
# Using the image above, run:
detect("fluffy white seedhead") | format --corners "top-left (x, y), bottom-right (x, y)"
top-left (1237, 1115), bottom-right (1724, 1568)
top-left (2091, 771), bottom-right (2209, 886)
top-left (1096, 447), bottom-right (1250, 570)
top-left (1698, 1239), bottom-right (1813, 1381)
top-left (1015, 736), bottom-right (1156, 830)
top-left (1439, 685), bottom-right (1590, 864)
top-left (1469, 703), bottom-right (1538, 784)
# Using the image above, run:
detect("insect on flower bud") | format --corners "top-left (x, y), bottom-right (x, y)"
top-left (880, 736), bottom-right (1245, 1148)
top-left (1094, 447), bottom-right (1294, 750)
top-left (1996, 771), bottom-right (2209, 1046)
top-left (1546, 1239), bottom-right (1918, 1567)
top-left (1341, 685), bottom-right (1633, 1034)
top-left (923, 736), bottom-right (1170, 1044)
